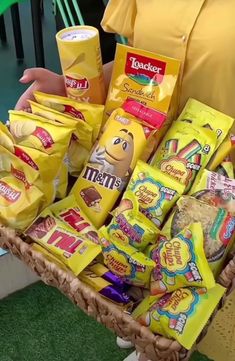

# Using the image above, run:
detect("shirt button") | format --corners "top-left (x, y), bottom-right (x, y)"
top-left (182, 35), bottom-right (187, 42)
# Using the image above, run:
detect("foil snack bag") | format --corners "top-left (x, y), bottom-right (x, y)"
top-left (105, 44), bottom-right (180, 120)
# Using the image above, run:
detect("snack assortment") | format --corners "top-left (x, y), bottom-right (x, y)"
top-left (2, 27), bottom-right (235, 351)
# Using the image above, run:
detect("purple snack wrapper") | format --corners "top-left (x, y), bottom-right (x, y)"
top-left (100, 285), bottom-right (131, 305)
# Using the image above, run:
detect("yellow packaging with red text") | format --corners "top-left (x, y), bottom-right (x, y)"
top-left (25, 208), bottom-right (101, 275)
top-left (0, 145), bottom-right (44, 230)
top-left (104, 44), bottom-right (180, 120)
top-left (99, 227), bottom-right (155, 288)
top-left (145, 223), bottom-right (215, 296)
top-left (34, 91), bottom-right (104, 142)
top-left (151, 122), bottom-right (217, 192)
top-left (132, 284), bottom-right (225, 349)
top-left (71, 106), bottom-right (157, 228)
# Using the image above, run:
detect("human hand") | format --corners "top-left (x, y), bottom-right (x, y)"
top-left (15, 68), bottom-right (66, 111)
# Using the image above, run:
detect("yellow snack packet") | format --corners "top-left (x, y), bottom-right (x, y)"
top-left (0, 145), bottom-right (44, 230)
top-left (8, 110), bottom-right (73, 157)
top-left (216, 156), bottom-right (234, 179)
top-left (25, 208), bottom-right (101, 276)
top-left (104, 43), bottom-right (180, 120)
top-left (34, 91), bottom-right (104, 142)
top-left (106, 191), bottom-right (160, 251)
top-left (208, 134), bottom-right (235, 171)
top-left (162, 196), bottom-right (235, 276)
top-left (145, 223), bottom-right (215, 296)
top-left (126, 160), bottom-right (185, 227)
top-left (71, 105), bottom-right (157, 228)
top-left (189, 169), bottom-right (235, 214)
top-left (48, 195), bottom-right (99, 244)
top-left (31, 243), bottom-right (67, 270)
top-left (151, 121), bottom-right (217, 192)
top-left (132, 284), bottom-right (225, 350)
top-left (99, 227), bottom-right (156, 288)
top-left (177, 98), bottom-right (234, 150)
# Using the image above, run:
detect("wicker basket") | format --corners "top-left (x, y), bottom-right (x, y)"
top-left (0, 224), bottom-right (234, 361)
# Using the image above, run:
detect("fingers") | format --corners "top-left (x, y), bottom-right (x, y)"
top-left (15, 82), bottom-right (37, 110)
top-left (19, 68), bottom-right (59, 84)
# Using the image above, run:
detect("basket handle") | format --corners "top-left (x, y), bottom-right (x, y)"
top-left (218, 253), bottom-right (235, 290)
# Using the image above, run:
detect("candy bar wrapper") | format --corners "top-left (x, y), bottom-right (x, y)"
top-left (132, 285), bottom-right (225, 350)
top-left (34, 91), bottom-right (104, 142)
top-left (106, 190), bottom-right (160, 251)
top-left (126, 160), bottom-right (185, 227)
top-left (88, 262), bottom-right (126, 290)
top-left (177, 98), bottom-right (234, 150)
top-left (25, 208), bottom-right (101, 276)
top-left (47, 195), bottom-right (100, 244)
top-left (0, 145), bottom-right (44, 231)
top-left (151, 121), bottom-right (217, 192)
top-left (162, 196), bottom-right (235, 276)
top-left (71, 103), bottom-right (158, 228)
top-left (208, 134), bottom-right (235, 171)
top-left (99, 227), bottom-right (155, 288)
top-left (145, 223), bottom-right (215, 296)
top-left (104, 43), bottom-right (180, 121)
top-left (79, 269), bottom-right (131, 306)
top-left (189, 169), bottom-right (235, 214)
top-left (31, 243), bottom-right (68, 270)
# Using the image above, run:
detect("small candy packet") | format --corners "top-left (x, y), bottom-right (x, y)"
top-left (145, 223), bottom-right (215, 296)
top-left (88, 261), bottom-right (126, 290)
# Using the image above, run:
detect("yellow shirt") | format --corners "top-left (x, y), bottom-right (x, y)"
top-left (101, 0), bottom-right (235, 133)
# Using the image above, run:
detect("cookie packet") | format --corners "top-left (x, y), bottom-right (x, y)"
top-left (132, 284), bottom-right (225, 350)
top-left (177, 98), bottom-right (234, 150)
top-left (106, 191), bottom-right (160, 251)
top-left (104, 43), bottom-right (180, 121)
top-left (99, 227), bottom-right (156, 288)
top-left (145, 223), bottom-right (215, 296)
top-left (71, 101), bottom-right (160, 228)
top-left (162, 196), bottom-right (235, 276)
top-left (126, 160), bottom-right (185, 227)
top-left (189, 169), bottom-right (235, 214)
top-left (25, 208), bottom-right (101, 276)
top-left (208, 134), bottom-right (235, 171)
top-left (34, 91), bottom-right (104, 142)
top-left (151, 121), bottom-right (217, 192)
top-left (79, 269), bottom-right (131, 307)
top-left (48, 195), bottom-right (99, 244)
top-left (0, 144), bottom-right (44, 231)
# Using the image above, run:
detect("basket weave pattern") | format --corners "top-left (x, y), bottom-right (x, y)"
top-left (1, 225), bottom-right (234, 361)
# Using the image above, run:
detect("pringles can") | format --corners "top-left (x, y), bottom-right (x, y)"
top-left (56, 26), bottom-right (106, 104)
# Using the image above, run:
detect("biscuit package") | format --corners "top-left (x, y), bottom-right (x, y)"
top-left (146, 223), bottom-right (215, 296)
top-left (133, 285), bottom-right (225, 349)
top-left (126, 160), bottom-right (185, 227)
top-left (105, 43), bottom-right (180, 120)
top-left (177, 98), bottom-right (234, 150)
top-left (106, 191), bottom-right (160, 251)
top-left (34, 91), bottom-right (104, 142)
top-left (0, 145), bottom-right (44, 230)
top-left (162, 196), bottom-right (235, 275)
top-left (99, 227), bottom-right (156, 288)
top-left (189, 169), bottom-right (235, 213)
top-left (48, 195), bottom-right (99, 244)
top-left (151, 121), bottom-right (217, 192)
top-left (71, 103), bottom-right (158, 228)
top-left (25, 208), bottom-right (101, 275)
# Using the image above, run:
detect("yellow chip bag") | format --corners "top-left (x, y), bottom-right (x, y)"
top-left (34, 91), bottom-right (104, 142)
top-left (0, 145), bottom-right (44, 230)
top-left (104, 44), bottom-right (180, 120)
top-left (106, 191), bottom-right (160, 251)
top-left (162, 196), bottom-right (235, 276)
top-left (177, 98), bottom-right (234, 150)
top-left (208, 134), bottom-right (235, 171)
top-left (145, 223), bottom-right (215, 296)
top-left (132, 284), bottom-right (225, 350)
top-left (99, 227), bottom-right (156, 288)
top-left (126, 160), bottom-right (185, 227)
top-left (25, 208), bottom-right (101, 276)
top-left (71, 103), bottom-right (158, 228)
top-left (48, 195), bottom-right (99, 244)
top-left (189, 169), bottom-right (235, 214)
top-left (8, 110), bottom-right (73, 157)
top-left (151, 121), bottom-right (217, 192)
